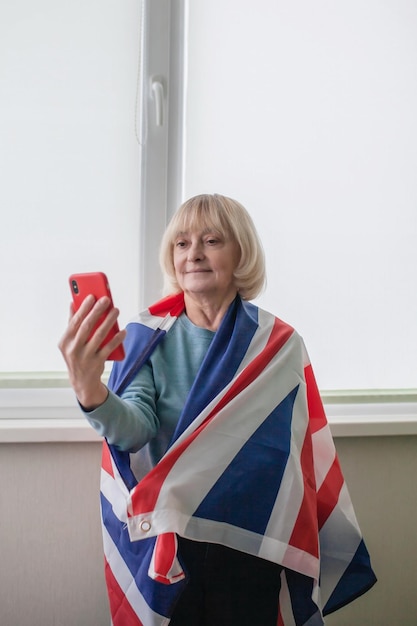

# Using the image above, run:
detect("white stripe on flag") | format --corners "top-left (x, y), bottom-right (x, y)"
top-left (130, 311), bottom-right (178, 332)
top-left (311, 424), bottom-right (337, 491)
top-left (318, 482), bottom-right (363, 606)
top-left (101, 466), bottom-right (129, 523)
top-left (279, 572), bottom-right (298, 626)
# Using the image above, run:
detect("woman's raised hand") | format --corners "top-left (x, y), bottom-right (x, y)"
top-left (58, 294), bottom-right (126, 410)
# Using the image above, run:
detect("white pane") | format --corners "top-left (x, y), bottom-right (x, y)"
top-left (184, 0), bottom-right (417, 390)
top-left (0, 0), bottom-right (142, 371)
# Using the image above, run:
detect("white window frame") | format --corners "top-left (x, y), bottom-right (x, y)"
top-left (138, 0), bottom-right (187, 307)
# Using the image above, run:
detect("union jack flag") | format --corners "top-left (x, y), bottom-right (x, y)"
top-left (100, 293), bottom-right (376, 625)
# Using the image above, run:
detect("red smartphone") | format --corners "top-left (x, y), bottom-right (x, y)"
top-left (69, 272), bottom-right (125, 361)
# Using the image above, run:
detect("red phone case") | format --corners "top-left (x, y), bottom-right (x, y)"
top-left (69, 272), bottom-right (125, 361)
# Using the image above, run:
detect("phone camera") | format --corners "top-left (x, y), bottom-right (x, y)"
top-left (71, 279), bottom-right (79, 294)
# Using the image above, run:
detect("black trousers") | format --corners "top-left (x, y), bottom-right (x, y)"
top-left (170, 537), bottom-right (282, 626)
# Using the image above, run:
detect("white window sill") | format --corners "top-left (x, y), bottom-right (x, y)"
top-left (0, 381), bottom-right (416, 442)
top-left (0, 386), bottom-right (100, 442)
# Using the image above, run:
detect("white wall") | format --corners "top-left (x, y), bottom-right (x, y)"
top-left (184, 0), bottom-right (417, 391)
top-left (0, 443), bottom-right (109, 625)
top-left (1, 437), bottom-right (416, 625)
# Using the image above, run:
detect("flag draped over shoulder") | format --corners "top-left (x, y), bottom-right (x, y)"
top-left (101, 293), bottom-right (376, 626)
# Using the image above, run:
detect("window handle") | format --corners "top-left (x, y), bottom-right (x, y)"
top-left (151, 79), bottom-right (164, 127)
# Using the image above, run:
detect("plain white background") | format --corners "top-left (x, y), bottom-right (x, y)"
top-left (184, 0), bottom-right (417, 390)
top-left (0, 0), bottom-right (142, 372)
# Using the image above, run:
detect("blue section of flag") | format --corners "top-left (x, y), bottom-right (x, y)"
top-left (109, 324), bottom-right (167, 397)
top-left (194, 386), bottom-right (299, 534)
top-left (284, 568), bottom-right (321, 625)
top-left (323, 539), bottom-right (377, 615)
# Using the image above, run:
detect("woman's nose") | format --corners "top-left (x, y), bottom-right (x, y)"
top-left (188, 241), bottom-right (204, 261)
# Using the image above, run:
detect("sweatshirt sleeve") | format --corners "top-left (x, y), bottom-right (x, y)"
top-left (81, 361), bottom-right (160, 452)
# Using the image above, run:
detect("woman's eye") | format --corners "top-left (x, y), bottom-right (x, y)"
top-left (175, 241), bottom-right (187, 248)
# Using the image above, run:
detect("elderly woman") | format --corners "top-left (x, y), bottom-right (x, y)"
top-left (59, 194), bottom-right (376, 626)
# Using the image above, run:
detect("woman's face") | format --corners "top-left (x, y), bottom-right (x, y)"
top-left (173, 227), bottom-right (240, 303)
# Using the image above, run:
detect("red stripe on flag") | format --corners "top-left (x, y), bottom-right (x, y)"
top-left (101, 441), bottom-right (114, 478)
top-left (304, 364), bottom-right (327, 434)
top-left (288, 429), bottom-right (319, 557)
top-left (130, 317), bottom-right (294, 517)
top-left (317, 456), bottom-right (344, 529)
top-left (148, 292), bottom-right (185, 318)
top-left (104, 557), bottom-right (144, 626)
top-left (152, 533), bottom-right (184, 584)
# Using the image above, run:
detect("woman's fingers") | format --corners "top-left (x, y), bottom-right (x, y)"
top-left (84, 304), bottom-right (122, 354)
top-left (60, 296), bottom-right (125, 363)
top-left (60, 295), bottom-right (97, 352)
top-left (99, 326), bottom-right (127, 361)
top-left (69, 293), bottom-right (96, 325)
top-left (71, 296), bottom-right (109, 340)
top-left (58, 295), bottom-right (126, 409)
top-left (80, 299), bottom-right (114, 348)
top-left (59, 296), bottom-right (110, 361)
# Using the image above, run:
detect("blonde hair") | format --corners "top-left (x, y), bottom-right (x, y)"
top-left (159, 194), bottom-right (266, 300)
